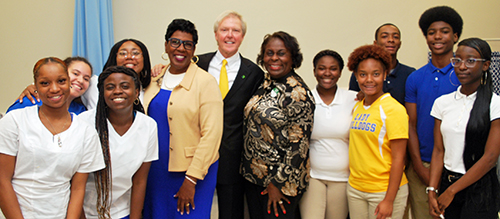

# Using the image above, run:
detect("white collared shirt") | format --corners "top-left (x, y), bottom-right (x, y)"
top-left (309, 87), bottom-right (357, 181)
top-left (207, 50), bottom-right (241, 89)
top-left (431, 86), bottom-right (500, 174)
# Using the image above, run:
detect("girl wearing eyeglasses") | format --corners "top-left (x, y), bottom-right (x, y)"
top-left (81, 39), bottom-right (153, 109)
top-left (142, 18), bottom-right (223, 219)
top-left (428, 38), bottom-right (500, 218)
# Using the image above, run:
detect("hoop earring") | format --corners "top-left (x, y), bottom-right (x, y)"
top-left (161, 52), bottom-right (169, 61)
top-left (134, 98), bottom-right (140, 105)
top-left (191, 55), bottom-right (199, 64)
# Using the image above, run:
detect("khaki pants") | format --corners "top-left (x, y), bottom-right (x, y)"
top-left (347, 184), bottom-right (408, 219)
top-left (299, 178), bottom-right (348, 219)
top-left (406, 162), bottom-right (433, 219)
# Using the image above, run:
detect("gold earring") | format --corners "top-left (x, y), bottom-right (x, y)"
top-left (161, 52), bottom-right (169, 61)
top-left (481, 72), bottom-right (486, 85)
top-left (191, 55), bottom-right (199, 64)
top-left (134, 98), bottom-right (140, 105)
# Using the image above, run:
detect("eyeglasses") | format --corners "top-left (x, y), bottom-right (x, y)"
top-left (117, 50), bottom-right (142, 59)
top-left (450, 58), bottom-right (486, 68)
top-left (168, 38), bottom-right (195, 50)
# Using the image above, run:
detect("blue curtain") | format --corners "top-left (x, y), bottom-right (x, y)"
top-left (72, 0), bottom-right (114, 76)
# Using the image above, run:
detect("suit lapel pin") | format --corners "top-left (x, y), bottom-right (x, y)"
top-left (242, 75), bottom-right (246, 79)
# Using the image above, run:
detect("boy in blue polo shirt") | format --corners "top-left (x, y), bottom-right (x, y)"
top-left (404, 6), bottom-right (463, 219)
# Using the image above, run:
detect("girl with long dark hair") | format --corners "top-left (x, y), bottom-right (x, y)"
top-left (428, 38), bottom-right (500, 218)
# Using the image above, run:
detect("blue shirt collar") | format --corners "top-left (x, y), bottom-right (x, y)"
top-left (428, 60), bottom-right (453, 75)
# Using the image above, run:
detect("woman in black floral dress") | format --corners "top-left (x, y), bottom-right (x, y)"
top-left (240, 31), bottom-right (315, 219)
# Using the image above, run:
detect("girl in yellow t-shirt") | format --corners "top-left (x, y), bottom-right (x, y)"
top-left (346, 45), bottom-right (409, 219)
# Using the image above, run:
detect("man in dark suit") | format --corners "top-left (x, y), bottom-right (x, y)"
top-left (196, 10), bottom-right (264, 219)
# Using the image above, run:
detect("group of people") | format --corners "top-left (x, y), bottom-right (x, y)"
top-left (0, 5), bottom-right (499, 219)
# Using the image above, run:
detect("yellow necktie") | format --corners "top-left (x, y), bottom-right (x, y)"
top-left (219, 59), bottom-right (229, 99)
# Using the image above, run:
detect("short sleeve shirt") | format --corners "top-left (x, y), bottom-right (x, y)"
top-left (431, 87), bottom-right (500, 174)
top-left (79, 109), bottom-right (159, 219)
top-left (309, 87), bottom-right (357, 181)
top-left (0, 106), bottom-right (105, 218)
top-left (405, 62), bottom-right (459, 162)
top-left (349, 93), bottom-right (409, 193)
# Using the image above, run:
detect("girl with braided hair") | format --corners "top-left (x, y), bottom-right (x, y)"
top-left (79, 66), bottom-right (158, 219)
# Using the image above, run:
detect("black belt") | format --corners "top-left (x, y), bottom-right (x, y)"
top-left (443, 167), bottom-right (463, 183)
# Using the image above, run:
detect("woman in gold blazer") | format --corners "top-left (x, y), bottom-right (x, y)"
top-left (142, 18), bottom-right (223, 219)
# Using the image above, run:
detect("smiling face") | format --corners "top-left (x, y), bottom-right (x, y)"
top-left (215, 16), bottom-right (244, 58)
top-left (375, 25), bottom-right (401, 56)
top-left (263, 38), bottom-right (293, 79)
top-left (426, 21), bottom-right (458, 56)
top-left (355, 58), bottom-right (387, 104)
top-left (314, 56), bottom-right (341, 91)
top-left (165, 31), bottom-right (195, 74)
top-left (116, 41), bottom-right (144, 74)
top-left (35, 62), bottom-right (71, 109)
top-left (454, 45), bottom-right (490, 88)
top-left (103, 72), bottom-right (139, 113)
top-left (68, 61), bottom-right (91, 99)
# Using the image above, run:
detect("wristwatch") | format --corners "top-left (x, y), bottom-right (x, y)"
top-left (426, 186), bottom-right (438, 194)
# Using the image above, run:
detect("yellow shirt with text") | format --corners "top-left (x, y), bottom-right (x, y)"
top-left (348, 93), bottom-right (408, 193)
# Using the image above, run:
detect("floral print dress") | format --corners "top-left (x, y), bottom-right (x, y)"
top-left (240, 71), bottom-right (315, 197)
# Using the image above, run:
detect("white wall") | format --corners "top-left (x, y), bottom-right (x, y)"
top-left (1, 0), bottom-right (500, 112)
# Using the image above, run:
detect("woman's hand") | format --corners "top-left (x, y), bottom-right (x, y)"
top-left (262, 183), bottom-right (289, 217)
top-left (66, 172), bottom-right (89, 219)
top-left (374, 199), bottom-right (393, 219)
top-left (174, 176), bottom-right (197, 215)
top-left (151, 64), bottom-right (166, 78)
top-left (436, 189), bottom-right (455, 212)
top-left (354, 91), bottom-right (365, 101)
top-left (0, 154), bottom-right (24, 219)
top-left (428, 192), bottom-right (444, 218)
top-left (18, 84), bottom-right (39, 104)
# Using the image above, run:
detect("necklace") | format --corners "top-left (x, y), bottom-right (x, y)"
top-left (40, 109), bottom-right (69, 147)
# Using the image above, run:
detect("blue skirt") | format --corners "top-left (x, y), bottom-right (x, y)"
top-left (143, 89), bottom-right (218, 219)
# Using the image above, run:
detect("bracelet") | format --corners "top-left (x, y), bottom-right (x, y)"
top-left (185, 175), bottom-right (197, 185)
top-left (426, 186), bottom-right (438, 194)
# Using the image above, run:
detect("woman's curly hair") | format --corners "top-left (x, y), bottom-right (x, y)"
top-left (347, 45), bottom-right (391, 73)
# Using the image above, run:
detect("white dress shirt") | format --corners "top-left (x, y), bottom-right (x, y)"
top-left (207, 50), bottom-right (241, 89)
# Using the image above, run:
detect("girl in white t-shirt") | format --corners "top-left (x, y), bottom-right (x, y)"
top-left (299, 50), bottom-right (356, 219)
top-left (429, 38), bottom-right (500, 218)
top-left (80, 66), bottom-right (158, 219)
top-left (0, 57), bottom-right (105, 219)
